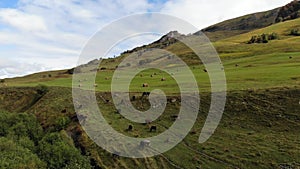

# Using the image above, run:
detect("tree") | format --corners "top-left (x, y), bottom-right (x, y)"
top-left (37, 133), bottom-right (91, 169)
top-left (247, 33), bottom-right (278, 44)
top-left (261, 34), bottom-right (269, 43)
top-left (0, 137), bottom-right (46, 169)
top-left (54, 116), bottom-right (71, 131)
top-left (290, 28), bottom-right (300, 36)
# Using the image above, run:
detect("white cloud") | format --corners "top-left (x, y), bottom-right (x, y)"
top-left (0, 58), bottom-right (47, 79)
top-left (160, 0), bottom-right (292, 29)
top-left (0, 8), bottom-right (47, 32)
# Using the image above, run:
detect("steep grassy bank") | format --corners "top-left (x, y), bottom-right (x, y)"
top-left (0, 87), bottom-right (299, 168)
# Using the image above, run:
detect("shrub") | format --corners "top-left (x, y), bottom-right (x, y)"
top-left (247, 33), bottom-right (279, 44)
top-left (36, 84), bottom-right (49, 96)
top-left (268, 32), bottom-right (279, 40)
top-left (0, 137), bottom-right (46, 169)
top-left (38, 133), bottom-right (91, 169)
top-left (0, 79), bottom-right (4, 83)
top-left (290, 28), bottom-right (300, 36)
top-left (54, 116), bottom-right (71, 131)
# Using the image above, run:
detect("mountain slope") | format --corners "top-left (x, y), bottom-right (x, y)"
top-left (200, 0), bottom-right (300, 41)
top-left (199, 8), bottom-right (280, 41)
top-left (214, 17), bottom-right (300, 58)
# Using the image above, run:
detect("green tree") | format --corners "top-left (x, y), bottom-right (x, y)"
top-left (54, 116), bottom-right (71, 131)
top-left (290, 28), bottom-right (300, 36)
top-left (0, 137), bottom-right (46, 169)
top-left (261, 34), bottom-right (269, 43)
top-left (37, 133), bottom-right (91, 169)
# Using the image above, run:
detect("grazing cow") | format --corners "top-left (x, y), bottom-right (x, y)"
top-left (77, 114), bottom-right (87, 125)
top-left (289, 56), bottom-right (293, 59)
top-left (150, 125), bottom-right (157, 132)
top-left (131, 95), bottom-right (136, 101)
top-left (61, 108), bottom-right (67, 113)
top-left (142, 83), bottom-right (148, 87)
top-left (171, 98), bottom-right (177, 103)
top-left (150, 74), bottom-right (153, 77)
top-left (190, 130), bottom-right (197, 135)
top-left (106, 99), bottom-right (110, 103)
top-left (112, 151), bottom-right (120, 158)
top-left (171, 115), bottom-right (179, 121)
top-left (161, 77), bottom-right (166, 81)
top-left (203, 69), bottom-right (207, 72)
top-left (127, 125), bottom-right (133, 131)
top-left (76, 104), bottom-right (83, 109)
top-left (142, 92), bottom-right (150, 97)
top-left (140, 140), bottom-right (151, 148)
top-left (144, 119), bottom-right (152, 125)
top-left (235, 64), bottom-right (239, 67)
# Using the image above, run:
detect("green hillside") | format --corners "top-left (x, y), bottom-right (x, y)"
top-left (0, 87), bottom-right (299, 169)
top-left (3, 18), bottom-right (300, 93)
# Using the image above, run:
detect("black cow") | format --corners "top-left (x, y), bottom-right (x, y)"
top-left (127, 125), bottom-right (133, 131)
top-left (112, 151), bottom-right (120, 158)
top-left (131, 95), bottom-right (136, 101)
top-left (150, 125), bottom-right (157, 132)
top-left (142, 92), bottom-right (150, 97)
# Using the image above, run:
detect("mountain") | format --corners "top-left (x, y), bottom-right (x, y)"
top-left (199, 0), bottom-right (300, 41)
top-left (275, 0), bottom-right (300, 22)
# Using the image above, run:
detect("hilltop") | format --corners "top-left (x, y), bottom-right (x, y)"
top-left (200, 0), bottom-right (300, 41)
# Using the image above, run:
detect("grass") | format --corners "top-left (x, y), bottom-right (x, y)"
top-left (3, 19), bottom-right (300, 93)
top-left (4, 51), bottom-right (299, 93)
top-left (0, 87), bottom-right (299, 168)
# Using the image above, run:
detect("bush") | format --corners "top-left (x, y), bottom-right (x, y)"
top-left (290, 28), bottom-right (300, 36)
top-left (38, 133), bottom-right (91, 169)
top-left (54, 116), bottom-right (71, 131)
top-left (0, 111), bottom-right (43, 143)
top-left (36, 84), bottom-right (49, 96)
top-left (268, 32), bottom-right (279, 40)
top-left (0, 136), bottom-right (46, 169)
top-left (0, 79), bottom-right (4, 83)
top-left (0, 111), bottom-right (91, 169)
top-left (247, 33), bottom-right (279, 44)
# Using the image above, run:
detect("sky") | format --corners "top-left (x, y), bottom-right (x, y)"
top-left (0, 0), bottom-right (292, 78)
